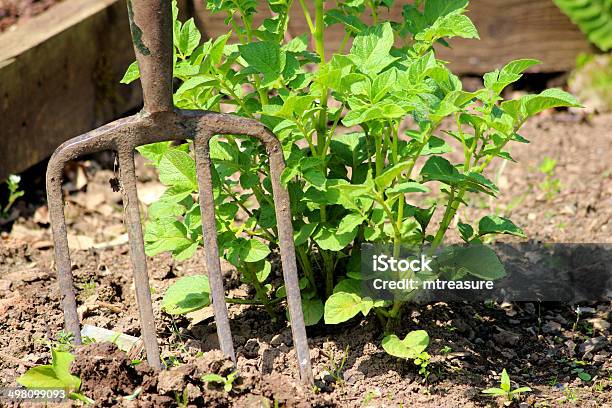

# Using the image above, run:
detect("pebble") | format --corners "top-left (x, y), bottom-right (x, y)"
top-left (243, 338), bottom-right (260, 358)
top-left (0, 279), bottom-right (11, 291)
top-left (587, 317), bottom-right (610, 331)
top-left (343, 369), bottom-right (364, 385)
top-left (542, 321), bottom-right (562, 334)
top-left (579, 336), bottom-right (608, 355)
top-left (270, 333), bottom-right (284, 347)
top-left (493, 328), bottom-right (521, 346)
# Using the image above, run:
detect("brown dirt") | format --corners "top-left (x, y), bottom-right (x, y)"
top-left (0, 0), bottom-right (60, 32)
top-left (0, 112), bottom-right (611, 407)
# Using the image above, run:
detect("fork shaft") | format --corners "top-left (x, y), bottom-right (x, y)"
top-left (127, 0), bottom-right (173, 113)
top-left (117, 146), bottom-right (162, 369)
top-left (193, 135), bottom-right (237, 361)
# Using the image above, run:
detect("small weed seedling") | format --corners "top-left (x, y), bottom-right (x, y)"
top-left (362, 388), bottom-right (382, 406)
top-left (1, 174), bottom-right (24, 218)
top-left (538, 156), bottom-right (561, 201)
top-left (571, 360), bottom-right (592, 382)
top-left (17, 349), bottom-right (93, 403)
top-left (202, 370), bottom-right (239, 393)
top-left (323, 345), bottom-right (350, 384)
top-left (482, 368), bottom-right (531, 405)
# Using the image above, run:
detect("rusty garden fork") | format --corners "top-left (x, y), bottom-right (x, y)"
top-left (46, 0), bottom-right (313, 384)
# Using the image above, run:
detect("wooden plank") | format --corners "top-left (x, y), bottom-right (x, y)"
top-left (192, 0), bottom-right (593, 74)
top-left (0, 0), bottom-right (141, 180)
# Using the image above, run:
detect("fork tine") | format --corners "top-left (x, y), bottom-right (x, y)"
top-left (47, 159), bottom-right (82, 344)
top-left (263, 136), bottom-right (314, 385)
top-left (193, 134), bottom-right (237, 361)
top-left (187, 112), bottom-right (314, 384)
top-left (117, 146), bottom-right (162, 369)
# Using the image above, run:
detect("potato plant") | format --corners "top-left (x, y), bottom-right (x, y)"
top-left (123, 0), bottom-right (579, 364)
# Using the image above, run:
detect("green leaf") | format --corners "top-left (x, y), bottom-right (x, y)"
top-left (177, 18), bottom-right (201, 56)
top-left (420, 156), bottom-right (462, 185)
top-left (313, 225), bottom-right (358, 251)
top-left (202, 374), bottom-right (225, 384)
top-left (210, 32), bottom-right (231, 65)
top-left (513, 386), bottom-right (533, 393)
top-left (386, 182), bottom-right (429, 196)
top-left (415, 10), bottom-right (479, 43)
top-left (144, 218), bottom-right (193, 256)
top-left (158, 150), bottom-right (197, 189)
top-left (175, 76), bottom-right (218, 96)
top-left (302, 297), bottom-right (324, 326)
top-left (17, 350), bottom-right (80, 391)
top-left (382, 330), bottom-right (429, 359)
top-left (437, 245), bottom-right (506, 280)
top-left (239, 41), bottom-right (285, 86)
top-left (349, 23), bottom-right (397, 74)
top-left (500, 368), bottom-right (511, 393)
top-left (137, 142), bottom-right (175, 165)
top-left (148, 200), bottom-right (186, 220)
top-left (374, 162), bottom-right (412, 190)
top-left (160, 185), bottom-right (194, 203)
top-left (424, 0), bottom-right (468, 22)
top-left (240, 240), bottom-right (270, 263)
top-left (325, 9), bottom-right (367, 34)
top-left (484, 59), bottom-right (541, 94)
top-left (120, 61), bottom-right (140, 84)
top-left (481, 388), bottom-right (507, 396)
top-left (282, 34), bottom-right (309, 53)
top-left (162, 275), bottom-right (210, 315)
top-left (342, 101), bottom-right (406, 126)
top-left (457, 221), bottom-right (474, 242)
top-left (51, 349), bottom-right (80, 389)
top-left (478, 215), bottom-right (526, 238)
top-left (17, 366), bottom-right (66, 389)
top-left (324, 292), bottom-right (362, 324)
top-left (174, 242), bottom-right (198, 261)
top-left (333, 279), bottom-right (362, 295)
top-left (294, 223), bottom-right (318, 246)
top-left (577, 372), bottom-right (592, 382)
top-left (337, 212), bottom-right (366, 234)
top-left (522, 88), bottom-right (581, 117)
top-left (255, 260), bottom-right (272, 282)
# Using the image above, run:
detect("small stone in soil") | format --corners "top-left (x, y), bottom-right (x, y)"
top-left (579, 336), bottom-right (608, 355)
top-left (542, 321), bottom-right (563, 334)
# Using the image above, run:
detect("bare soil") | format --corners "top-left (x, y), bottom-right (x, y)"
top-left (0, 112), bottom-right (611, 407)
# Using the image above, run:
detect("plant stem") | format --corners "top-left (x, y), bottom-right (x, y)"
top-left (374, 132), bottom-right (384, 177)
top-left (321, 250), bottom-right (335, 297)
top-left (225, 297), bottom-right (284, 305)
top-left (430, 187), bottom-right (458, 251)
top-left (297, 246), bottom-right (317, 290)
top-left (368, 0), bottom-right (379, 24)
top-left (244, 262), bottom-right (277, 319)
top-left (297, 0), bottom-right (315, 33)
top-left (391, 123), bottom-right (403, 259)
top-left (312, 0), bottom-right (329, 227)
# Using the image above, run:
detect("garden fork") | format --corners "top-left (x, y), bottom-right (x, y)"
top-left (46, 0), bottom-right (313, 384)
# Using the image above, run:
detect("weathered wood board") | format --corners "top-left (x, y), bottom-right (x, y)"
top-left (0, 0), bottom-right (141, 180)
top-left (192, 0), bottom-right (593, 74)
